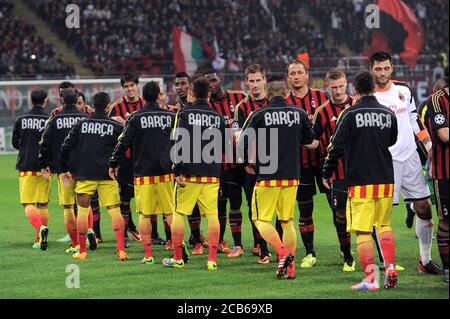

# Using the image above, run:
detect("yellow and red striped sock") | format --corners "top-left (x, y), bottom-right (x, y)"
top-left (171, 212), bottom-right (185, 260)
top-left (77, 206), bottom-right (90, 253)
top-left (206, 214), bottom-right (220, 262)
top-left (64, 207), bottom-right (78, 247)
top-left (281, 220), bottom-right (297, 255)
top-left (108, 207), bottom-right (125, 252)
top-left (357, 234), bottom-right (375, 282)
top-left (139, 214), bottom-right (153, 258)
top-left (25, 205), bottom-right (42, 234)
top-left (38, 207), bottom-right (49, 226)
top-left (255, 220), bottom-right (289, 257)
top-left (379, 227), bottom-right (395, 267)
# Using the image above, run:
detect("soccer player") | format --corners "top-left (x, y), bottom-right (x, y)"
top-left (423, 76), bottom-right (449, 282)
top-left (59, 92), bottom-right (126, 261)
top-left (110, 81), bottom-right (175, 264)
top-left (205, 70), bottom-right (247, 256)
top-left (12, 89), bottom-right (50, 250)
top-left (285, 59), bottom-right (328, 268)
top-left (312, 68), bottom-right (355, 271)
top-left (234, 64), bottom-right (272, 263)
top-left (237, 76), bottom-right (318, 280)
top-left (323, 71), bottom-right (399, 290)
top-left (39, 88), bottom-right (95, 253)
top-left (370, 52), bottom-right (439, 274)
top-left (51, 81), bottom-right (76, 116)
top-left (107, 72), bottom-right (145, 247)
top-left (163, 76), bottom-right (225, 270)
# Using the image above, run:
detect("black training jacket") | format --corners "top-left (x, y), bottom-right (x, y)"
top-left (171, 100), bottom-right (226, 178)
top-left (12, 106), bottom-right (49, 172)
top-left (59, 111), bottom-right (123, 180)
top-left (237, 96), bottom-right (315, 181)
top-left (110, 102), bottom-right (175, 176)
top-left (39, 105), bottom-right (87, 173)
top-left (323, 95), bottom-right (398, 186)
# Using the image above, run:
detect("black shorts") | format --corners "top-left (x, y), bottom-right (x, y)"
top-left (220, 166), bottom-right (246, 200)
top-left (434, 179), bottom-right (449, 223)
top-left (296, 165), bottom-right (329, 201)
top-left (331, 180), bottom-right (348, 210)
top-left (117, 159), bottom-right (134, 201)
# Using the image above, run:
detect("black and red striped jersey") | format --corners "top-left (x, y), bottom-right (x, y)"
top-left (51, 104), bottom-right (94, 117)
top-left (286, 88), bottom-right (328, 168)
top-left (107, 96), bottom-right (146, 120)
top-left (209, 89), bottom-right (246, 170)
top-left (234, 95), bottom-right (269, 128)
top-left (425, 88), bottom-right (449, 180)
top-left (313, 95), bottom-right (355, 180)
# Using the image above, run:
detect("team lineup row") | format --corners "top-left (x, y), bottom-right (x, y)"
top-left (12, 51), bottom-right (449, 289)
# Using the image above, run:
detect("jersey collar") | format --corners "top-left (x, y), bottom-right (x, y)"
top-left (375, 80), bottom-right (392, 92)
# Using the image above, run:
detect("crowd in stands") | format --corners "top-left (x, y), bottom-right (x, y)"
top-left (2, 0), bottom-right (448, 79)
top-left (0, 1), bottom-right (76, 79)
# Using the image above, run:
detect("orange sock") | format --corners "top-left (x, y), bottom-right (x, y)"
top-left (88, 208), bottom-right (94, 230)
top-left (77, 206), bottom-right (90, 253)
top-left (108, 207), bottom-right (125, 252)
top-left (171, 212), bottom-right (185, 261)
top-left (281, 220), bottom-right (296, 255)
top-left (255, 220), bottom-right (289, 257)
top-left (25, 205), bottom-right (42, 234)
top-left (139, 214), bottom-right (153, 258)
top-left (379, 227), bottom-right (395, 267)
top-left (64, 207), bottom-right (78, 247)
top-left (38, 206), bottom-right (49, 226)
top-left (206, 214), bottom-right (219, 262)
top-left (357, 234), bottom-right (376, 282)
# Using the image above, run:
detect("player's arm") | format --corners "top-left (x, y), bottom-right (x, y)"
top-left (58, 121), bottom-right (81, 174)
top-left (300, 110), bottom-right (318, 149)
top-left (322, 110), bottom-right (351, 188)
top-left (407, 91), bottom-right (432, 153)
top-left (38, 116), bottom-right (55, 173)
top-left (429, 93), bottom-right (449, 143)
top-left (11, 118), bottom-right (21, 150)
top-left (171, 110), bottom-right (186, 179)
top-left (236, 109), bottom-right (258, 165)
top-left (109, 116), bottom-right (136, 175)
top-left (390, 114), bottom-right (399, 147)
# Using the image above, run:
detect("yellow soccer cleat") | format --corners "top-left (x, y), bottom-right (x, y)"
top-left (207, 261), bottom-right (218, 271)
top-left (396, 264), bottom-right (405, 271)
top-left (163, 257), bottom-right (184, 268)
top-left (140, 256), bottom-right (155, 265)
top-left (65, 245), bottom-right (80, 254)
top-left (73, 252), bottom-right (87, 261)
top-left (343, 260), bottom-right (356, 272)
top-left (300, 254), bottom-right (317, 269)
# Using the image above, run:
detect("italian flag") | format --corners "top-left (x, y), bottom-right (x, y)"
top-left (173, 26), bottom-right (215, 75)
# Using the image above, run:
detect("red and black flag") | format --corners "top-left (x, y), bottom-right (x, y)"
top-left (364, 0), bottom-right (424, 68)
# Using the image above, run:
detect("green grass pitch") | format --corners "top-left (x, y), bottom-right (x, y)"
top-left (0, 154), bottom-right (448, 299)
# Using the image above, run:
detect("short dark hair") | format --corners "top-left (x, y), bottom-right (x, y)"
top-left (266, 76), bottom-right (287, 98)
top-left (142, 81), bottom-right (160, 103)
top-left (245, 64), bottom-right (265, 79)
top-left (175, 72), bottom-right (191, 81)
top-left (369, 51), bottom-right (393, 68)
top-left (31, 89), bottom-right (47, 106)
top-left (286, 59), bottom-right (308, 76)
top-left (120, 72), bottom-right (139, 87)
top-left (354, 71), bottom-right (375, 95)
top-left (93, 92), bottom-right (111, 111)
top-left (59, 81), bottom-right (75, 97)
top-left (61, 87), bottom-right (78, 105)
top-left (204, 69), bottom-right (222, 79)
top-left (192, 77), bottom-right (210, 99)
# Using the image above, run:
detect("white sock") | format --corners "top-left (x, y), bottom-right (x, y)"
top-left (415, 217), bottom-right (433, 265)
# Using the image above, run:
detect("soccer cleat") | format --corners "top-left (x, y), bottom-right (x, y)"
top-left (384, 264), bottom-right (398, 288)
top-left (151, 235), bottom-right (166, 245)
top-left (130, 230), bottom-right (141, 242)
top-left (166, 239), bottom-right (173, 251)
top-left (182, 241), bottom-right (190, 263)
top-left (96, 237), bottom-right (103, 244)
top-left (199, 234), bottom-right (209, 248)
top-left (38, 226), bottom-right (49, 251)
top-left (284, 260), bottom-right (296, 279)
top-left (276, 253), bottom-right (294, 279)
top-left (343, 260), bottom-right (356, 272)
top-left (117, 250), bottom-right (128, 261)
top-left (218, 241), bottom-right (231, 254)
top-left (124, 237), bottom-right (130, 248)
top-left (140, 256), bottom-right (155, 265)
top-left (87, 229), bottom-right (97, 251)
top-left (57, 234), bottom-right (71, 243)
top-left (418, 260), bottom-right (443, 275)
top-left (252, 244), bottom-right (261, 257)
top-left (163, 257), bottom-right (184, 268)
top-left (300, 253), bottom-right (317, 269)
top-left (228, 246), bottom-right (244, 258)
top-left (73, 252), bottom-right (87, 260)
top-left (377, 263), bottom-right (405, 271)
top-left (444, 269), bottom-right (449, 283)
top-left (207, 261), bottom-right (218, 271)
top-left (65, 245), bottom-right (80, 254)
top-left (32, 242), bottom-right (40, 249)
top-left (351, 280), bottom-right (380, 291)
top-left (257, 255), bottom-right (271, 264)
top-left (405, 203), bottom-right (415, 229)
top-left (192, 243), bottom-right (204, 255)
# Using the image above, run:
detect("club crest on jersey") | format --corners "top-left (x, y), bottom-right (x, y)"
top-left (229, 104), bottom-right (235, 113)
top-left (434, 114), bottom-right (446, 125)
top-left (399, 93), bottom-right (405, 102)
top-left (311, 100), bottom-right (316, 108)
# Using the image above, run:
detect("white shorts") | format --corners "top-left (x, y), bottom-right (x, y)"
top-left (393, 151), bottom-right (430, 204)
